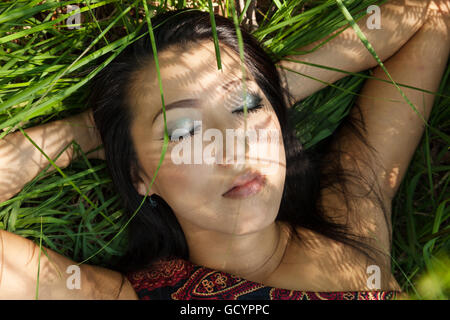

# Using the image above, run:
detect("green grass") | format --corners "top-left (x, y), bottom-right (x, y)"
top-left (0, 0), bottom-right (448, 299)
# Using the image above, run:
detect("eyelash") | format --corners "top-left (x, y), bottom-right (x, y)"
top-left (166, 92), bottom-right (264, 142)
top-left (232, 92), bottom-right (264, 115)
top-left (168, 125), bottom-right (201, 143)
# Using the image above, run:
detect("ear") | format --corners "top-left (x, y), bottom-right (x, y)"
top-left (130, 164), bottom-right (159, 197)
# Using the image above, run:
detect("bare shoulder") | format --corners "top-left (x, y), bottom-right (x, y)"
top-left (269, 125), bottom-right (401, 291)
top-left (82, 264), bottom-right (139, 300)
top-left (314, 112), bottom-right (395, 257)
top-left (118, 277), bottom-right (139, 300)
top-left (268, 223), bottom-right (401, 292)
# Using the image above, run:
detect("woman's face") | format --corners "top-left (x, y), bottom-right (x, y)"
top-left (128, 40), bottom-right (286, 235)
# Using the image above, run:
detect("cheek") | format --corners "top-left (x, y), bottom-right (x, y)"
top-left (153, 161), bottom-right (216, 211)
top-left (249, 112), bottom-right (285, 176)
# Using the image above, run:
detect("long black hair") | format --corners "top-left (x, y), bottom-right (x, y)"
top-left (89, 9), bottom-right (390, 274)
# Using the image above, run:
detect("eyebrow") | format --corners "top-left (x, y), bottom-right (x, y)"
top-left (151, 76), bottom-right (252, 125)
top-left (152, 99), bottom-right (199, 125)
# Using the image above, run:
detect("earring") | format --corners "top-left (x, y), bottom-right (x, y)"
top-left (149, 196), bottom-right (158, 208)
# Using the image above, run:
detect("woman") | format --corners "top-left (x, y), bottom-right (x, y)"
top-left (0, 0), bottom-right (448, 299)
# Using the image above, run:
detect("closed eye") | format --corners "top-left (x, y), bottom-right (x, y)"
top-left (168, 124), bottom-right (201, 143)
top-left (232, 93), bottom-right (264, 115)
top-left (232, 104), bottom-right (263, 114)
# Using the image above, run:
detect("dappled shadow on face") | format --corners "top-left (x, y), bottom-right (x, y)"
top-left (128, 39), bottom-right (288, 210)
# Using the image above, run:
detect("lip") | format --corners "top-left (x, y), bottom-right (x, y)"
top-left (222, 170), bottom-right (266, 199)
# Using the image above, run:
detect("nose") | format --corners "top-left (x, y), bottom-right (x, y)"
top-left (215, 128), bottom-right (253, 168)
top-left (216, 119), bottom-right (282, 175)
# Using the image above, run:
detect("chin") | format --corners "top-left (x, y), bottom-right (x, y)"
top-left (226, 213), bottom-right (276, 236)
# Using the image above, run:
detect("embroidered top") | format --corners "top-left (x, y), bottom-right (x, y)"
top-left (125, 258), bottom-right (399, 300)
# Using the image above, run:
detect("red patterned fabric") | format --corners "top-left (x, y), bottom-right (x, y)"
top-left (126, 258), bottom-right (398, 300)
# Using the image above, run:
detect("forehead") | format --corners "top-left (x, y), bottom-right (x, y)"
top-left (127, 40), bottom-right (252, 120)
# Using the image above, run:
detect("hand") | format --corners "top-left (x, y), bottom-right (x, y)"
top-left (428, 0), bottom-right (449, 14)
top-left (424, 0), bottom-right (449, 35)
top-left (0, 109), bottom-right (105, 203)
top-left (78, 108), bottom-right (105, 160)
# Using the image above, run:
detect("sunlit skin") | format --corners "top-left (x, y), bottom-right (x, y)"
top-left (0, 0), bottom-right (448, 299)
top-left (128, 41), bottom-right (290, 282)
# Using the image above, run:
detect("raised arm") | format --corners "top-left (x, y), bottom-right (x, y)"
top-left (277, 0), bottom-right (432, 103)
top-left (307, 3), bottom-right (448, 289)
top-left (348, 3), bottom-right (449, 201)
top-left (0, 109), bottom-right (135, 299)
top-left (0, 228), bottom-right (137, 299)
top-left (0, 109), bottom-right (104, 203)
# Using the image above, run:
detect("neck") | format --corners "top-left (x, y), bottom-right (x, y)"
top-left (179, 219), bottom-right (291, 284)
